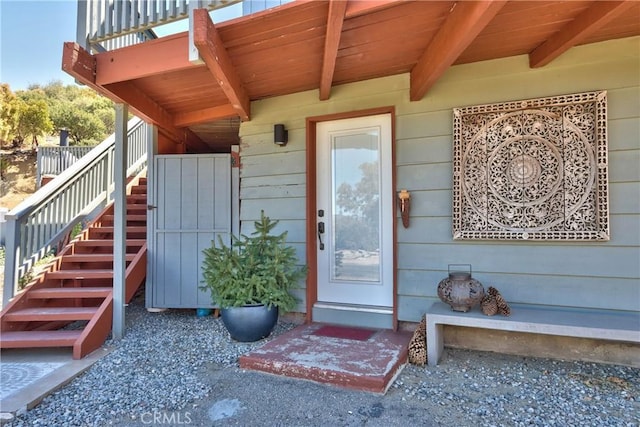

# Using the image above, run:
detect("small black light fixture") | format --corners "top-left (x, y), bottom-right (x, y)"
top-left (274, 124), bottom-right (288, 146)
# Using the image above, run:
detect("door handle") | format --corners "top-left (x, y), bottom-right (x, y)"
top-left (318, 222), bottom-right (325, 250)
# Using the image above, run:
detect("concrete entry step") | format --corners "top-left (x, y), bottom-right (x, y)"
top-left (239, 323), bottom-right (411, 394)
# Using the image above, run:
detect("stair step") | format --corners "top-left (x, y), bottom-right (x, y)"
top-left (101, 214), bottom-right (147, 223)
top-left (73, 239), bottom-right (146, 248)
top-left (131, 185), bottom-right (147, 194)
top-left (3, 307), bottom-right (98, 322)
top-left (29, 287), bottom-right (113, 299)
top-left (62, 254), bottom-right (136, 263)
top-left (89, 226), bottom-right (147, 234)
top-left (127, 194), bottom-right (147, 203)
top-left (47, 269), bottom-right (113, 280)
top-left (0, 330), bottom-right (83, 348)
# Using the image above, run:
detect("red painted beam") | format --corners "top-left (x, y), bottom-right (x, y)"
top-left (193, 9), bottom-right (250, 121)
top-left (95, 34), bottom-right (200, 85)
top-left (319, 0), bottom-right (348, 101)
top-left (529, 0), bottom-right (634, 68)
top-left (410, 1), bottom-right (506, 101)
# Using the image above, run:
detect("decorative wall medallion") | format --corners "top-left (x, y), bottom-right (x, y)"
top-left (452, 91), bottom-right (609, 241)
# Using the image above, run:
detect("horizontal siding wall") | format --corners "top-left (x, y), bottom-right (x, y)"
top-left (239, 37), bottom-right (640, 319)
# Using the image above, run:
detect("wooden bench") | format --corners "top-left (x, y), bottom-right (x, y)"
top-left (426, 301), bottom-right (640, 366)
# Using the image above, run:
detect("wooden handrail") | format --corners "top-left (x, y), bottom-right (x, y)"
top-left (3, 118), bottom-right (148, 306)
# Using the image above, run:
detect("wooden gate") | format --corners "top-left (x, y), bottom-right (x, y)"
top-left (147, 154), bottom-right (233, 308)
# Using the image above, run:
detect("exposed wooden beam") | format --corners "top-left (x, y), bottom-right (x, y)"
top-left (529, 1), bottom-right (633, 68)
top-left (95, 34), bottom-right (199, 85)
top-left (104, 81), bottom-right (208, 152)
top-left (64, 42), bottom-right (158, 126)
top-left (173, 104), bottom-right (238, 127)
top-left (103, 81), bottom-right (186, 142)
top-left (62, 42), bottom-right (96, 84)
top-left (63, 42), bottom-right (206, 150)
top-left (64, 42), bottom-right (162, 129)
top-left (192, 9), bottom-right (250, 121)
top-left (410, 1), bottom-right (506, 101)
top-left (319, 0), bottom-right (348, 101)
top-left (345, 0), bottom-right (404, 19)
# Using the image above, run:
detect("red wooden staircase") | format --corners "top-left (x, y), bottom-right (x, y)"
top-left (0, 178), bottom-right (148, 359)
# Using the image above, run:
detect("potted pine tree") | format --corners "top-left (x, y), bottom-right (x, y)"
top-left (200, 211), bottom-right (306, 341)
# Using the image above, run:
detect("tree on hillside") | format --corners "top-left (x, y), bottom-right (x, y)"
top-left (52, 106), bottom-right (106, 145)
top-left (37, 81), bottom-right (114, 145)
top-left (0, 84), bottom-right (21, 145)
top-left (2, 81), bottom-right (115, 148)
top-left (15, 99), bottom-right (54, 147)
top-left (335, 160), bottom-right (380, 252)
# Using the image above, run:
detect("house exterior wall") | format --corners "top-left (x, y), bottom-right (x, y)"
top-left (238, 37), bottom-right (640, 319)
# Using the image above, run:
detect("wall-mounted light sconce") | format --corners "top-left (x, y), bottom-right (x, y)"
top-left (274, 124), bottom-right (288, 146)
top-left (398, 189), bottom-right (411, 228)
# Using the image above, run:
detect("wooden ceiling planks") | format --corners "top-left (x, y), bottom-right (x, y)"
top-left (581, 2), bottom-right (640, 45)
top-left (133, 69), bottom-right (228, 114)
top-left (456, 1), bottom-right (591, 65)
top-left (217, 2), bottom-right (329, 52)
top-left (223, 4), bottom-right (326, 100)
top-left (334, 2), bottom-right (447, 86)
top-left (528, 1), bottom-right (636, 67)
top-left (76, 0), bottom-right (640, 151)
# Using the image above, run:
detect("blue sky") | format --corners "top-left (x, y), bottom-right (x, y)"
top-left (0, 0), bottom-right (244, 92)
top-left (1, 1), bottom-right (78, 90)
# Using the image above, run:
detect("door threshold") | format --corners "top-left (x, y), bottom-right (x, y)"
top-left (314, 302), bottom-right (392, 315)
top-left (312, 302), bottom-right (393, 329)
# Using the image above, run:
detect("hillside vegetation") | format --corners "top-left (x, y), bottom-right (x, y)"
top-left (1, 81), bottom-right (115, 148)
top-left (1, 81), bottom-right (116, 210)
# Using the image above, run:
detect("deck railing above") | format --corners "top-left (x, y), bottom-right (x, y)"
top-left (77, 0), bottom-right (241, 52)
top-left (2, 118), bottom-right (148, 306)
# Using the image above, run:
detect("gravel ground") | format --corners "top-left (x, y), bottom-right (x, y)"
top-left (5, 295), bottom-right (639, 427)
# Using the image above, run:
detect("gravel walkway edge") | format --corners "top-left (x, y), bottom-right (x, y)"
top-left (5, 296), bottom-right (639, 427)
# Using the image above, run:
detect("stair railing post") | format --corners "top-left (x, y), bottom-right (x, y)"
top-left (104, 148), bottom-right (112, 203)
top-left (36, 148), bottom-right (42, 189)
top-left (145, 124), bottom-right (157, 309)
top-left (188, 0), bottom-right (204, 63)
top-left (76, 0), bottom-right (89, 51)
top-left (112, 103), bottom-right (128, 340)
top-left (3, 216), bottom-right (21, 307)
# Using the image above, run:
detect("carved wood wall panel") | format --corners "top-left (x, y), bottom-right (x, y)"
top-left (452, 91), bottom-right (609, 241)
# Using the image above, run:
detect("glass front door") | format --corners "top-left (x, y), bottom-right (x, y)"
top-left (316, 114), bottom-right (393, 307)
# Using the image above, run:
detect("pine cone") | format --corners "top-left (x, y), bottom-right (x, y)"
top-left (488, 286), bottom-right (499, 297)
top-left (481, 294), bottom-right (498, 316)
top-left (408, 316), bottom-right (427, 365)
top-left (495, 293), bottom-right (511, 316)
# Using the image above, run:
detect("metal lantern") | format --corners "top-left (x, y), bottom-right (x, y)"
top-left (437, 264), bottom-right (485, 312)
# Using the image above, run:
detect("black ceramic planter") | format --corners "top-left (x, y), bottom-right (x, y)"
top-left (221, 304), bottom-right (279, 342)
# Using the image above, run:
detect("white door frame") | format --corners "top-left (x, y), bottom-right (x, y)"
top-left (305, 107), bottom-right (397, 329)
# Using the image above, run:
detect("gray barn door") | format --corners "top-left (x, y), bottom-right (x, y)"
top-left (149, 154), bottom-right (231, 308)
